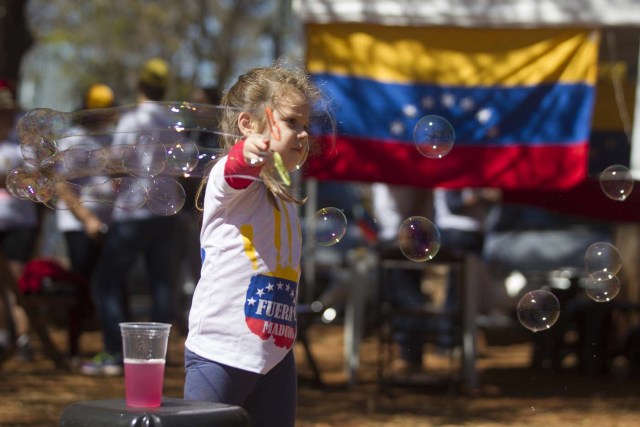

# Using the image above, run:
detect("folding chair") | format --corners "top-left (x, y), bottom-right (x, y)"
top-left (0, 253), bottom-right (92, 370)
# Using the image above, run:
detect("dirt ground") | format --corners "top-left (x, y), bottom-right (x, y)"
top-left (1, 323), bottom-right (640, 427)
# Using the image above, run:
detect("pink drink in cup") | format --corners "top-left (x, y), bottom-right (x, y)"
top-left (124, 358), bottom-right (166, 407)
top-left (120, 322), bottom-right (171, 408)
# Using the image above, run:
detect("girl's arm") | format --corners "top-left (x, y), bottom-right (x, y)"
top-left (224, 138), bottom-right (267, 189)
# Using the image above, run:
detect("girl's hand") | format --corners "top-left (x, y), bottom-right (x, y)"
top-left (242, 133), bottom-right (271, 166)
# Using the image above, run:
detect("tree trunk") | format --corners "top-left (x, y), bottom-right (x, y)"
top-left (0, 0), bottom-right (33, 84)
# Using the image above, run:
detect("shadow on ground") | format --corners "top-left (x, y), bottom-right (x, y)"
top-left (1, 325), bottom-right (640, 426)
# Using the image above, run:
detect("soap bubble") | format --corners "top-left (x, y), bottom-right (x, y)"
top-left (56, 141), bottom-right (108, 179)
top-left (413, 115), bottom-right (455, 159)
top-left (146, 176), bottom-right (186, 216)
top-left (111, 177), bottom-right (149, 212)
top-left (517, 289), bottom-right (561, 332)
top-left (166, 137), bottom-right (199, 176)
top-left (584, 241), bottom-right (622, 275)
top-left (309, 207), bottom-right (348, 246)
top-left (5, 163), bottom-right (43, 201)
top-left (398, 216), bottom-right (440, 262)
top-left (18, 108), bottom-right (68, 139)
top-left (20, 133), bottom-right (58, 166)
top-left (122, 135), bottom-right (167, 178)
top-left (585, 270), bottom-right (620, 302)
top-left (599, 164), bottom-right (633, 201)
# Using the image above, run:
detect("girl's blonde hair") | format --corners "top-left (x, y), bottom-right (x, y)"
top-left (196, 62), bottom-right (328, 210)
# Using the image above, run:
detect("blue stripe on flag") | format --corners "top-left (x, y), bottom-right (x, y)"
top-left (313, 73), bottom-right (594, 146)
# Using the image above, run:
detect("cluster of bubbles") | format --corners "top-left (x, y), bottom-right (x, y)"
top-left (509, 151), bottom-right (635, 332)
top-left (11, 104), bottom-right (451, 243)
top-left (7, 102), bottom-right (230, 216)
top-left (584, 241), bottom-right (622, 302)
top-left (305, 112), bottom-right (635, 336)
top-left (407, 117), bottom-right (634, 334)
top-left (515, 240), bottom-right (624, 333)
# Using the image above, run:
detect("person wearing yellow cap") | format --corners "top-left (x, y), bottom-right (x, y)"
top-left (81, 59), bottom-right (179, 376)
top-left (54, 84), bottom-right (119, 359)
top-left (55, 81), bottom-right (117, 261)
top-left (137, 57), bottom-right (169, 101)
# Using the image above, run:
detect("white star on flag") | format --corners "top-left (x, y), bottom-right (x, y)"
top-left (390, 120), bottom-right (405, 136)
top-left (421, 96), bottom-right (435, 109)
top-left (460, 97), bottom-right (475, 111)
top-left (477, 108), bottom-right (493, 124)
top-left (441, 93), bottom-right (455, 108)
top-left (402, 104), bottom-right (418, 117)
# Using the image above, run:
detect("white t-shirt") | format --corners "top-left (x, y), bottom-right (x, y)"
top-left (433, 188), bottom-right (481, 233)
top-left (371, 183), bottom-right (433, 242)
top-left (185, 156), bottom-right (302, 374)
top-left (55, 127), bottom-right (114, 232)
top-left (0, 141), bottom-right (38, 231)
top-left (111, 102), bottom-right (169, 222)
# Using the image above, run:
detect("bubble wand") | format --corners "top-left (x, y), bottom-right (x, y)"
top-left (265, 107), bottom-right (291, 186)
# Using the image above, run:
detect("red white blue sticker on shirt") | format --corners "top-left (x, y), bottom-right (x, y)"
top-left (245, 274), bottom-right (297, 349)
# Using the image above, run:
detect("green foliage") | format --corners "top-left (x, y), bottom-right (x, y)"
top-left (23, 0), bottom-right (281, 103)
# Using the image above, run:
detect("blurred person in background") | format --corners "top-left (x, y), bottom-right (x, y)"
top-left (189, 85), bottom-right (221, 150)
top-left (372, 182), bottom-right (434, 378)
top-left (81, 59), bottom-right (180, 376)
top-left (55, 83), bottom-right (117, 285)
top-left (48, 83), bottom-right (119, 357)
top-left (432, 187), bottom-right (501, 352)
top-left (0, 79), bottom-right (40, 361)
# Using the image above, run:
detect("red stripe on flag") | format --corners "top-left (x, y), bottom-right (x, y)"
top-left (502, 179), bottom-right (640, 223)
top-left (306, 136), bottom-right (587, 190)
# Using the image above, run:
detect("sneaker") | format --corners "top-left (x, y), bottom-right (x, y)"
top-left (80, 352), bottom-right (123, 376)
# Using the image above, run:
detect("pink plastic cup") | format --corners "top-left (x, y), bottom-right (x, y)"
top-left (120, 322), bottom-right (171, 407)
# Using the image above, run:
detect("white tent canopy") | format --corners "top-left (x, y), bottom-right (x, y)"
top-left (293, 0), bottom-right (640, 28)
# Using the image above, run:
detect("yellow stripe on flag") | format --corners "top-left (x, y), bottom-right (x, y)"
top-left (306, 23), bottom-right (599, 86)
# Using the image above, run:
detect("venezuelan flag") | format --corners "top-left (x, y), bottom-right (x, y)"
top-left (305, 23), bottom-right (600, 189)
top-left (500, 62), bottom-right (640, 222)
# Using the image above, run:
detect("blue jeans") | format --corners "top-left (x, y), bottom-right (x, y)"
top-left (437, 229), bottom-right (484, 348)
top-left (92, 216), bottom-right (178, 355)
top-left (64, 231), bottom-right (102, 279)
top-left (184, 348), bottom-right (297, 427)
top-left (385, 267), bottom-right (428, 364)
top-left (483, 229), bottom-right (611, 274)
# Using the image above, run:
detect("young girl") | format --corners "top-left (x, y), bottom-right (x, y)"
top-left (184, 63), bottom-right (324, 426)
